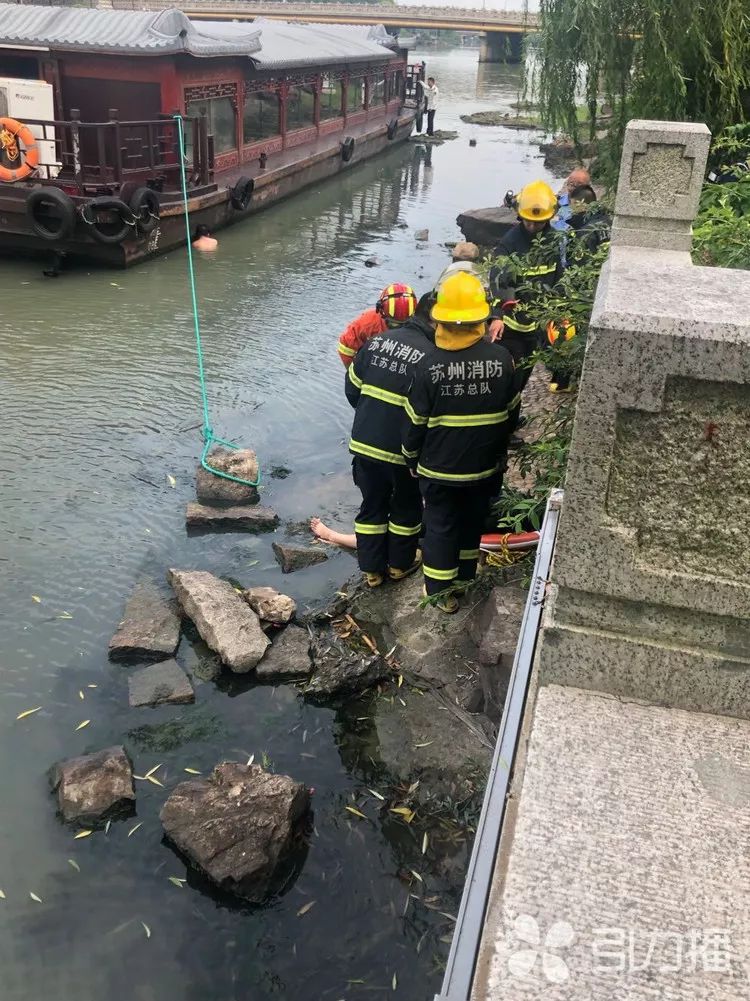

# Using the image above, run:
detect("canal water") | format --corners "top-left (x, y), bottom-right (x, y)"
top-left (1, 51), bottom-right (558, 1001)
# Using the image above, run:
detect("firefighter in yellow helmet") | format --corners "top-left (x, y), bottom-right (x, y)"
top-left (402, 271), bottom-right (520, 613)
top-left (488, 180), bottom-right (564, 421)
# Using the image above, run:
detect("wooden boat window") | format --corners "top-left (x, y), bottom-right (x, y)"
top-left (370, 75), bottom-right (387, 107)
top-left (320, 75), bottom-right (343, 120)
top-left (243, 89), bottom-right (279, 141)
top-left (391, 70), bottom-right (405, 102)
top-left (286, 84), bottom-right (316, 132)
top-left (346, 77), bottom-right (365, 113)
top-left (186, 96), bottom-right (237, 154)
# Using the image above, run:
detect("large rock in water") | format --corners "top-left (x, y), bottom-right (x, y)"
top-left (108, 580), bottom-right (181, 663)
top-left (456, 206), bottom-right (516, 248)
top-left (160, 762), bottom-right (310, 902)
top-left (305, 633), bottom-right (388, 699)
top-left (168, 569), bottom-right (269, 672)
top-left (128, 659), bottom-right (195, 708)
top-left (196, 448), bottom-right (259, 506)
top-left (50, 746), bottom-right (135, 823)
top-left (452, 240), bottom-right (480, 262)
top-left (256, 624), bottom-right (312, 681)
top-left (185, 502), bottom-right (278, 531)
top-left (272, 543), bottom-right (328, 574)
top-left (243, 586), bottom-right (296, 625)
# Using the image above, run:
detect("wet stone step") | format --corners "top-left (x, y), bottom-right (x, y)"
top-left (255, 624), bottom-right (313, 681)
top-left (108, 579), bottom-right (181, 663)
top-left (168, 569), bottom-right (269, 673)
top-left (185, 502), bottom-right (279, 531)
top-left (272, 542), bottom-right (328, 574)
top-left (128, 659), bottom-right (195, 708)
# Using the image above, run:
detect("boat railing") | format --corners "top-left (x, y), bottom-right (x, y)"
top-left (10, 111), bottom-right (213, 193)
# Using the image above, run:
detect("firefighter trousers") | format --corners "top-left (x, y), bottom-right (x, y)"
top-left (352, 456), bottom-right (423, 575)
top-left (420, 479), bottom-right (496, 596)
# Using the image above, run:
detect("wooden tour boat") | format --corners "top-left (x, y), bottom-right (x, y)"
top-left (0, 3), bottom-right (421, 266)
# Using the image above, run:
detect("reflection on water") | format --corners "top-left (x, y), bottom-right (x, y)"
top-left (0, 51), bottom-right (560, 1001)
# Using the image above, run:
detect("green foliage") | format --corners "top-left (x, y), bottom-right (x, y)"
top-left (693, 127), bottom-right (750, 270)
top-left (527, 0), bottom-right (750, 170)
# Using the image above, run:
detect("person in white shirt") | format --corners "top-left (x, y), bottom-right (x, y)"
top-left (417, 77), bottom-right (439, 136)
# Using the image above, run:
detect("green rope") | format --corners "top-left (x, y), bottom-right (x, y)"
top-left (173, 113), bottom-right (260, 488)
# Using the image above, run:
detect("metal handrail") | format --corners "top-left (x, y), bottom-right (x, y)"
top-left (434, 488), bottom-right (564, 1001)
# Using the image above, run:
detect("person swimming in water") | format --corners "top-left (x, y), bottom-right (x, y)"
top-left (192, 224), bottom-right (218, 251)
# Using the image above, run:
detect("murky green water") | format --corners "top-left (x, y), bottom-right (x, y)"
top-left (0, 51), bottom-right (558, 1001)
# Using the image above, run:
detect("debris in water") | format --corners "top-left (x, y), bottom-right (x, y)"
top-left (141, 922), bottom-right (151, 939)
top-left (146, 775), bottom-right (164, 787)
top-left (413, 741), bottom-right (434, 748)
top-left (345, 806), bottom-right (367, 820)
top-left (144, 764), bottom-right (162, 779)
top-left (367, 788), bottom-right (385, 801)
top-left (297, 900), bottom-right (316, 917)
top-left (16, 707), bottom-right (42, 720)
top-left (168, 877), bottom-right (186, 888)
top-left (167, 474), bottom-right (177, 488)
top-left (0, 890), bottom-right (5, 899)
top-left (410, 870), bottom-right (423, 883)
top-left (392, 973), bottom-right (398, 991)
top-left (128, 823), bottom-right (142, 837)
top-left (104, 820), bottom-right (112, 835)
top-left (422, 833), bottom-right (429, 855)
top-left (57, 612), bottom-right (73, 619)
top-left (390, 807), bottom-right (415, 823)
top-left (75, 720), bottom-right (90, 731)
top-left (67, 859), bottom-right (81, 873)
top-left (184, 768), bottom-right (201, 775)
top-left (29, 892), bottom-right (43, 903)
top-left (74, 830), bottom-right (93, 839)
top-left (31, 595), bottom-right (41, 603)
top-left (78, 690), bottom-right (85, 700)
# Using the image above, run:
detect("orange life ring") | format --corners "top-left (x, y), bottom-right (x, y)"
top-left (0, 117), bottom-right (40, 182)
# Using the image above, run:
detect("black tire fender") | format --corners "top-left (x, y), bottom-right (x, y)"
top-left (79, 196), bottom-right (136, 245)
top-left (341, 137), bottom-right (355, 163)
top-left (129, 186), bottom-right (160, 233)
top-left (387, 118), bottom-right (398, 140)
top-left (230, 176), bottom-right (254, 211)
top-left (26, 186), bottom-right (76, 242)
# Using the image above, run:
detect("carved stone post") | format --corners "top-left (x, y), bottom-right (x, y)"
top-left (537, 120), bottom-right (750, 718)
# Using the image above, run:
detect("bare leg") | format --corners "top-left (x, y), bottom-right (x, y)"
top-left (310, 517), bottom-right (357, 550)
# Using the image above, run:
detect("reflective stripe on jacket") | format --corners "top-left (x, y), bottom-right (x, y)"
top-left (488, 222), bottom-right (564, 334)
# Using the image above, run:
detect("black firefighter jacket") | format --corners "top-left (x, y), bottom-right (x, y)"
top-left (345, 317), bottom-right (434, 465)
top-left (402, 335), bottom-right (520, 484)
top-left (488, 222), bottom-right (565, 335)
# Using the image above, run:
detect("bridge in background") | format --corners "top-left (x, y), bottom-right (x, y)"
top-left (118, 2), bottom-right (540, 62)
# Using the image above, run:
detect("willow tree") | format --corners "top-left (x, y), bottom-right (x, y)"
top-left (528, 0), bottom-right (750, 157)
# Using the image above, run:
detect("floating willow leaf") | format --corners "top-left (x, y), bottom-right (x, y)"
top-left (104, 820), bottom-right (111, 835)
top-left (74, 830), bottom-right (93, 839)
top-left (57, 612), bottom-right (73, 620)
top-left (167, 474), bottom-right (177, 488)
top-left (296, 900), bottom-right (316, 917)
top-left (29, 892), bottom-right (42, 903)
top-left (31, 595), bottom-right (41, 603)
top-left (144, 764), bottom-right (162, 779)
top-left (87, 684), bottom-right (97, 689)
top-left (146, 775), bottom-right (164, 788)
top-left (67, 859), bottom-right (80, 873)
top-left (0, 889), bottom-right (5, 899)
top-left (168, 877), bottom-right (186, 888)
top-left (392, 973), bottom-right (397, 991)
top-left (75, 720), bottom-right (90, 731)
top-left (184, 768), bottom-right (201, 775)
top-left (141, 922), bottom-right (151, 939)
top-left (410, 870), bottom-right (423, 883)
top-left (389, 807), bottom-right (415, 823)
top-left (413, 741), bottom-right (433, 748)
top-left (16, 707), bottom-right (42, 720)
top-left (345, 806), bottom-right (367, 820)
top-left (78, 690), bottom-right (85, 700)
top-left (127, 823), bottom-right (142, 837)
top-left (422, 833), bottom-right (429, 855)
top-left (367, 788), bottom-right (385, 801)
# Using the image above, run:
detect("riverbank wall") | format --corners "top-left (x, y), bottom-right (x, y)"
top-left (454, 119), bottom-right (750, 999)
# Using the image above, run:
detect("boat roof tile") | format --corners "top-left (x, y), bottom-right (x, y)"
top-left (0, 4), bottom-right (406, 64)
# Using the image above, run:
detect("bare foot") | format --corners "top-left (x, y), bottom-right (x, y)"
top-left (310, 517), bottom-right (356, 550)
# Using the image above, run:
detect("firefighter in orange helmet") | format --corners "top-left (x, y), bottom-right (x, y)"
top-left (337, 283), bottom-right (418, 367)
